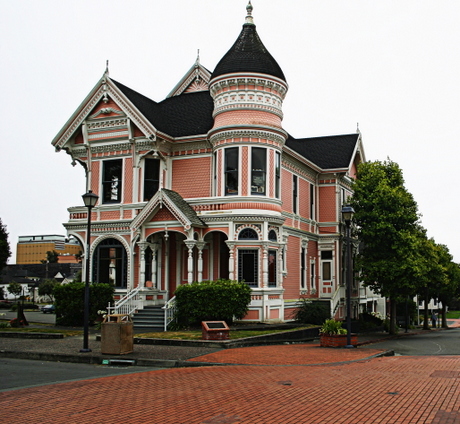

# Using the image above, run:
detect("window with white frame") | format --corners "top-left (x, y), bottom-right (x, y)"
top-left (225, 147), bottom-right (239, 195)
top-left (238, 249), bottom-right (259, 287)
top-left (321, 251), bottom-right (333, 281)
top-left (102, 159), bottom-right (123, 203)
top-left (251, 147), bottom-right (266, 195)
top-left (143, 158), bottom-right (160, 201)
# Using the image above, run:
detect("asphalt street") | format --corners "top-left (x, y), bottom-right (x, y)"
top-left (0, 358), bottom-right (164, 392)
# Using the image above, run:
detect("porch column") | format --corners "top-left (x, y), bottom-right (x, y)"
top-left (137, 241), bottom-right (148, 288)
top-left (184, 240), bottom-right (196, 284)
top-left (226, 242), bottom-right (235, 281)
top-left (262, 244), bottom-right (269, 288)
top-left (196, 241), bottom-right (206, 283)
top-left (148, 242), bottom-right (159, 289)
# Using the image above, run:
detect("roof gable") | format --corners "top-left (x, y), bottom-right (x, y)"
top-left (167, 60), bottom-right (212, 97)
top-left (52, 74), bottom-right (159, 150)
top-left (131, 189), bottom-right (206, 232)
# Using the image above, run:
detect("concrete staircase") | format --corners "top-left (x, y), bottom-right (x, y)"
top-left (132, 305), bottom-right (165, 332)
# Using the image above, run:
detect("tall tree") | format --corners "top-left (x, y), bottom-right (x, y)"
top-left (41, 250), bottom-right (59, 264)
top-left (350, 159), bottom-right (421, 334)
top-left (38, 279), bottom-right (60, 302)
top-left (0, 218), bottom-right (11, 270)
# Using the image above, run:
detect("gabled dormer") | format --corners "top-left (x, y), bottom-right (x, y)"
top-left (167, 54), bottom-right (212, 97)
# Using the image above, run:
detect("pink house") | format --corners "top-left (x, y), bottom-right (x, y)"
top-left (52, 3), bottom-right (382, 328)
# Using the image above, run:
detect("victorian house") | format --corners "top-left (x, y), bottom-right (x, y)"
top-left (52, 3), bottom-right (384, 325)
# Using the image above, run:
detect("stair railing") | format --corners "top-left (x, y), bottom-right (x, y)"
top-left (107, 286), bottom-right (142, 317)
top-left (162, 296), bottom-right (176, 331)
top-left (330, 285), bottom-right (344, 319)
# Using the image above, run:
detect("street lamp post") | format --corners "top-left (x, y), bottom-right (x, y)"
top-left (341, 205), bottom-right (355, 348)
top-left (80, 190), bottom-right (99, 353)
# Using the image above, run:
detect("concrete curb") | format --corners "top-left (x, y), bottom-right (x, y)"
top-left (0, 348), bottom-right (393, 368)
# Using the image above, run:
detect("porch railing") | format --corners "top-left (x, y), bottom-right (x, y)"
top-left (162, 296), bottom-right (177, 331)
top-left (107, 286), bottom-right (142, 317)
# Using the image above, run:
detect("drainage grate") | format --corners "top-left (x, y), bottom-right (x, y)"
top-left (102, 359), bottom-right (136, 367)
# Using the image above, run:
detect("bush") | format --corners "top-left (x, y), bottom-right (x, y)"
top-left (54, 282), bottom-right (114, 326)
top-left (295, 299), bottom-right (330, 325)
top-left (320, 319), bottom-right (347, 335)
top-left (11, 303), bottom-right (39, 311)
top-left (0, 301), bottom-right (13, 310)
top-left (174, 279), bottom-right (252, 328)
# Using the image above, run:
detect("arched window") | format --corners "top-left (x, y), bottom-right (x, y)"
top-left (238, 228), bottom-right (258, 240)
top-left (268, 230), bottom-right (277, 242)
top-left (93, 238), bottom-right (127, 288)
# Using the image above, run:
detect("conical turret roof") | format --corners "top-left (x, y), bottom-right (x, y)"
top-left (211, 2), bottom-right (286, 82)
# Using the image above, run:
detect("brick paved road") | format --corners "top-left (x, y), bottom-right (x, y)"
top-left (2, 353), bottom-right (460, 423)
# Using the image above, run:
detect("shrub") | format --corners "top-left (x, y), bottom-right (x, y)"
top-left (11, 303), bottom-right (39, 311)
top-left (174, 279), bottom-right (252, 328)
top-left (54, 282), bottom-right (114, 326)
top-left (295, 299), bottom-right (330, 325)
top-left (320, 319), bottom-right (347, 335)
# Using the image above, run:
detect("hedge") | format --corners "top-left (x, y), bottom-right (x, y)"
top-left (174, 279), bottom-right (252, 328)
top-left (54, 282), bottom-right (114, 326)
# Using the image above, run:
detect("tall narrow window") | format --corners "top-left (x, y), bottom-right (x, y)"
top-left (251, 147), bottom-right (266, 195)
top-left (225, 147), bottom-right (239, 195)
top-left (310, 183), bottom-right (315, 220)
top-left (310, 262), bottom-right (315, 291)
top-left (275, 151), bottom-right (281, 198)
top-left (293, 175), bottom-right (298, 214)
top-left (321, 251), bottom-right (333, 281)
top-left (144, 158), bottom-right (160, 201)
top-left (102, 159), bottom-right (123, 203)
top-left (268, 250), bottom-right (277, 287)
top-left (238, 249), bottom-right (258, 287)
top-left (301, 247), bottom-right (306, 289)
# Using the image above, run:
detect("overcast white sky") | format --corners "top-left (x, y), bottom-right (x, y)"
top-left (1, 0), bottom-right (459, 263)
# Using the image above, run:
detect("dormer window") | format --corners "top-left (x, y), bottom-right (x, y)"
top-left (251, 147), bottom-right (266, 195)
top-left (102, 159), bottom-right (122, 203)
top-left (144, 158), bottom-right (160, 201)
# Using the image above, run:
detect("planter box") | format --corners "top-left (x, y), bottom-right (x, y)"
top-left (320, 334), bottom-right (357, 347)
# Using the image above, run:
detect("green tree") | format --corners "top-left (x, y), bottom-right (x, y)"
top-left (0, 218), bottom-right (11, 270)
top-left (432, 244), bottom-right (460, 328)
top-left (7, 280), bottom-right (22, 300)
top-left (38, 279), bottom-right (60, 302)
top-left (41, 250), bottom-right (59, 264)
top-left (350, 159), bottom-right (421, 334)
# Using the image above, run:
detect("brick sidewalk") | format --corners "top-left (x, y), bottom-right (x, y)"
top-left (188, 343), bottom-right (387, 365)
top-left (2, 354), bottom-right (459, 423)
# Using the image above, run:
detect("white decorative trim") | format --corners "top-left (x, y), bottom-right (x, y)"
top-left (90, 108), bottom-right (125, 119)
top-left (209, 129), bottom-right (286, 146)
top-left (87, 118), bottom-right (128, 130)
top-left (88, 131), bottom-right (129, 140)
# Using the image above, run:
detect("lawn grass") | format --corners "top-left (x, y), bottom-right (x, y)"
top-left (136, 326), bottom-right (311, 340)
top-left (446, 311), bottom-right (460, 319)
top-left (0, 326), bottom-right (82, 337)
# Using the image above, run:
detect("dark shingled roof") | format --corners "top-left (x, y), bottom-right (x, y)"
top-left (212, 23), bottom-right (286, 82)
top-left (285, 134), bottom-right (359, 170)
top-left (162, 189), bottom-right (206, 227)
top-left (112, 79), bottom-right (214, 137)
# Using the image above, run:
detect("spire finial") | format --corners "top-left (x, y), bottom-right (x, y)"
top-left (356, 122), bottom-right (361, 134)
top-left (105, 60), bottom-right (109, 76)
top-left (245, 1), bottom-right (254, 24)
top-left (196, 49), bottom-right (200, 65)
